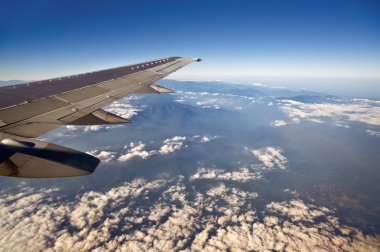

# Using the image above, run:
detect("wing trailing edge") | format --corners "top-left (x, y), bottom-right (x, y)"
top-left (64, 109), bottom-right (131, 125)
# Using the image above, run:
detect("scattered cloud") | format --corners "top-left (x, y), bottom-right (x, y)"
top-left (159, 136), bottom-right (187, 155)
top-left (191, 135), bottom-right (218, 143)
top-left (174, 90), bottom-right (263, 110)
top-left (118, 142), bottom-right (155, 162)
top-left (335, 120), bottom-right (350, 128)
top-left (105, 100), bottom-right (143, 119)
top-left (366, 129), bottom-right (380, 137)
top-left (86, 150), bottom-right (117, 162)
top-left (66, 125), bottom-right (104, 132)
top-left (192, 146), bottom-right (288, 183)
top-left (191, 167), bottom-right (263, 182)
top-left (174, 99), bottom-right (186, 103)
top-left (88, 135), bottom-right (214, 163)
top-left (249, 147), bottom-right (287, 169)
top-left (283, 188), bottom-right (299, 196)
top-left (105, 95), bottom-right (143, 117)
top-left (271, 120), bottom-right (287, 127)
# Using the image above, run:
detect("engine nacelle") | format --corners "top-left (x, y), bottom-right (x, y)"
top-left (0, 136), bottom-right (99, 178)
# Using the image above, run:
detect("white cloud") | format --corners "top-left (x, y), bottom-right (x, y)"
top-left (191, 167), bottom-right (263, 182)
top-left (83, 125), bottom-right (103, 132)
top-left (65, 124), bottom-right (120, 134)
top-left (366, 129), bottom-right (380, 137)
top-left (283, 188), bottom-right (299, 196)
top-left (159, 136), bottom-right (187, 155)
top-left (105, 101), bottom-right (142, 119)
top-left (200, 136), bottom-right (211, 143)
top-left (174, 99), bottom-right (186, 103)
top-left (271, 120), bottom-right (287, 127)
top-left (66, 124), bottom-right (101, 133)
top-left (86, 150), bottom-right (117, 162)
top-left (191, 135), bottom-right (218, 143)
top-left (175, 90), bottom-right (262, 109)
top-left (117, 135), bottom-right (198, 161)
top-left (92, 135), bottom-right (214, 162)
top-left (250, 147), bottom-right (287, 169)
top-left (118, 142), bottom-right (155, 162)
top-left (65, 125), bottom-right (78, 131)
top-left (335, 120), bottom-right (350, 128)
top-left (198, 104), bottom-right (220, 109)
top-left (280, 99), bottom-right (380, 126)
top-left (0, 179), bottom-right (378, 251)
top-left (352, 98), bottom-right (380, 106)
top-left (191, 146), bottom-right (288, 183)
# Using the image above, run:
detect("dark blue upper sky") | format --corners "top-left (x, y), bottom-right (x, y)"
top-left (1, 0), bottom-right (379, 93)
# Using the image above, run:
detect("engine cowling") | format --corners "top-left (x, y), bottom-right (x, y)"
top-left (0, 136), bottom-right (99, 178)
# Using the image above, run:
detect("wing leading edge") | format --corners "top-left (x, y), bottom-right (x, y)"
top-left (0, 56), bottom-right (201, 178)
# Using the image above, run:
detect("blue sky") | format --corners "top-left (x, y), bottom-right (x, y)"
top-left (1, 0), bottom-right (379, 96)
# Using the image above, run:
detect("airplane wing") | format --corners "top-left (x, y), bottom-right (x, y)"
top-left (0, 56), bottom-right (201, 178)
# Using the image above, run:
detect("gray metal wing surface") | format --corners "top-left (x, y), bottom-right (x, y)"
top-left (0, 56), bottom-right (201, 178)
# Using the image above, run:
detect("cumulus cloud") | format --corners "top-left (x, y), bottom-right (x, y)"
top-left (190, 167), bottom-right (263, 182)
top-left (250, 147), bottom-right (287, 169)
top-left (201, 199), bottom-right (380, 251)
top-left (105, 100), bottom-right (143, 119)
top-left (118, 142), bottom-right (155, 162)
top-left (86, 150), bottom-right (117, 162)
top-left (271, 120), bottom-right (287, 127)
top-left (280, 99), bottom-right (380, 126)
top-left (87, 135), bottom-right (214, 163)
top-left (0, 178), bottom-right (378, 251)
top-left (66, 125), bottom-right (104, 132)
top-left (158, 136), bottom-right (187, 155)
top-left (191, 145), bottom-right (287, 183)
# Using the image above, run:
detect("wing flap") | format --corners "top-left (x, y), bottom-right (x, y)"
top-left (0, 97), bottom-right (70, 124)
top-left (150, 83), bottom-right (173, 93)
top-left (0, 122), bottom-right (60, 138)
top-left (55, 85), bottom-right (109, 103)
top-left (66, 109), bottom-right (131, 125)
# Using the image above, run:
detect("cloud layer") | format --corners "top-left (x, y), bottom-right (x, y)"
top-left (0, 178), bottom-right (378, 251)
top-left (280, 99), bottom-right (380, 126)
